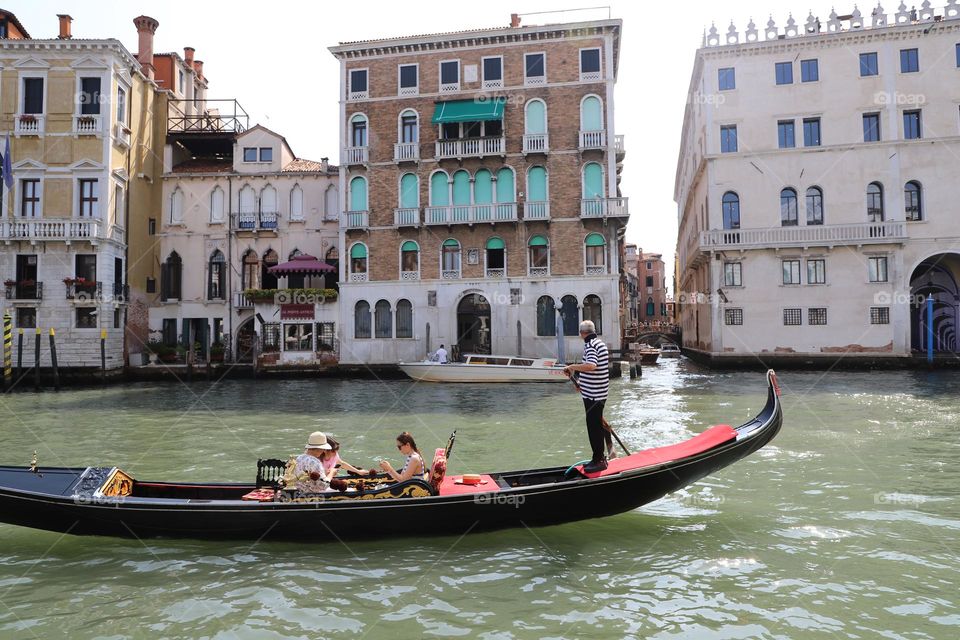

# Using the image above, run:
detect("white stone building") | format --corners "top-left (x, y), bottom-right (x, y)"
top-left (675, 4), bottom-right (960, 363)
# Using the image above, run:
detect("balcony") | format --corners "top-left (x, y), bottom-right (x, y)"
top-left (579, 130), bottom-right (606, 150)
top-left (441, 269), bottom-right (460, 280)
top-left (344, 146), bottom-right (368, 165)
top-left (350, 272), bottom-right (368, 282)
top-left (485, 268), bottom-right (505, 279)
top-left (112, 282), bottom-right (130, 302)
top-left (615, 134), bottom-right (625, 156)
top-left (401, 270), bottom-right (420, 281)
top-left (114, 122), bottom-right (131, 148)
top-left (65, 280), bottom-right (101, 301)
top-left (4, 282), bottom-right (43, 301)
top-left (0, 219), bottom-right (105, 244)
top-left (580, 198), bottom-right (629, 219)
top-left (424, 203), bottom-right (518, 225)
top-left (167, 99), bottom-right (249, 134)
top-left (435, 137), bottom-right (505, 160)
top-left (394, 142), bottom-right (419, 162)
top-left (74, 115), bottom-right (102, 135)
top-left (15, 114), bottom-right (44, 135)
top-left (522, 133), bottom-right (549, 154)
top-left (235, 291), bottom-right (255, 309)
top-left (699, 221), bottom-right (908, 251)
top-left (524, 202), bottom-right (550, 221)
top-left (529, 267), bottom-right (549, 277)
top-left (343, 211), bottom-right (369, 230)
top-left (236, 212), bottom-right (278, 230)
top-left (394, 208), bottom-right (420, 227)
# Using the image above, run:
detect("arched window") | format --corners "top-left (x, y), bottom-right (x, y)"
top-left (496, 167), bottom-right (515, 203)
top-left (396, 299), bottom-right (413, 338)
top-left (259, 185), bottom-right (278, 228)
top-left (585, 233), bottom-right (606, 273)
top-left (208, 250), bottom-right (225, 300)
top-left (354, 301), bottom-right (371, 339)
top-left (722, 191), bottom-right (740, 229)
top-left (867, 182), bottom-right (884, 222)
top-left (528, 235), bottom-right (549, 274)
top-left (441, 239), bottom-right (460, 277)
top-left (289, 184), bottom-right (304, 221)
top-left (161, 252), bottom-right (182, 301)
top-left (242, 250), bottom-right (258, 289)
top-left (525, 99), bottom-right (547, 134)
top-left (582, 163), bottom-right (605, 216)
top-left (374, 300), bottom-right (392, 338)
top-left (239, 185), bottom-right (255, 213)
top-left (452, 170), bottom-right (471, 206)
top-left (780, 188), bottom-right (798, 226)
top-left (646, 297), bottom-right (655, 316)
top-left (349, 176), bottom-right (368, 211)
top-left (400, 240), bottom-right (419, 277)
top-left (169, 187), bottom-right (184, 224)
top-left (209, 186), bottom-right (225, 223)
top-left (324, 184), bottom-right (339, 221)
top-left (527, 167), bottom-right (547, 202)
top-left (261, 249), bottom-right (279, 289)
top-left (584, 295), bottom-right (603, 335)
top-left (430, 171), bottom-right (449, 206)
top-left (350, 243), bottom-right (368, 280)
top-left (560, 295), bottom-right (579, 336)
top-left (399, 110), bottom-right (418, 143)
top-left (805, 186), bottom-right (824, 225)
top-left (474, 169), bottom-right (493, 204)
top-left (536, 295), bottom-right (556, 336)
top-left (325, 246), bottom-right (339, 291)
top-left (350, 113), bottom-right (367, 147)
top-left (485, 237), bottom-right (505, 277)
top-left (904, 181), bottom-right (922, 221)
top-left (580, 95), bottom-right (603, 131)
top-left (399, 173), bottom-right (419, 208)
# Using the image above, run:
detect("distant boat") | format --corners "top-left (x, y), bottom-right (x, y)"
top-left (636, 347), bottom-right (661, 365)
top-left (659, 343), bottom-right (682, 357)
top-left (399, 354), bottom-right (569, 383)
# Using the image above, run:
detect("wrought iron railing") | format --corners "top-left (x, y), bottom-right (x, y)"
top-left (167, 99), bottom-right (249, 134)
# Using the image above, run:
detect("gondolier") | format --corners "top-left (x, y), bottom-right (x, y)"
top-left (564, 320), bottom-right (610, 472)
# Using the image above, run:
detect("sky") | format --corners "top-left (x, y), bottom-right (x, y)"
top-left (13, 0), bottom-right (840, 292)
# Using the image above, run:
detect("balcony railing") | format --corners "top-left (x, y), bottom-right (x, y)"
top-left (112, 282), bottom-right (130, 302)
top-left (15, 115), bottom-right (44, 135)
top-left (524, 202), bottom-right (550, 221)
top-left (401, 270), bottom-right (420, 281)
top-left (344, 146), bottom-right (368, 165)
top-left (435, 137), bottom-right (505, 159)
top-left (579, 130), bottom-right (606, 150)
top-left (235, 291), bottom-right (254, 309)
top-left (424, 203), bottom-right (518, 225)
top-left (529, 267), bottom-right (549, 277)
top-left (441, 269), bottom-right (460, 280)
top-left (394, 142), bottom-right (419, 162)
top-left (394, 208), bottom-right (420, 227)
top-left (237, 212), bottom-right (278, 230)
top-left (522, 133), bottom-right (549, 154)
top-left (699, 221), bottom-right (908, 250)
top-left (580, 197), bottom-right (629, 219)
top-left (615, 134), bottom-right (625, 155)
top-left (343, 211), bottom-right (369, 230)
top-left (485, 268), bottom-right (505, 279)
top-left (4, 282), bottom-right (43, 300)
top-left (0, 219), bottom-right (105, 242)
top-left (167, 99), bottom-right (249, 134)
top-left (74, 115), bottom-right (102, 135)
top-left (114, 123), bottom-right (131, 148)
top-left (66, 281), bottom-right (102, 301)
top-left (350, 272), bottom-right (368, 282)
top-left (585, 265), bottom-right (607, 275)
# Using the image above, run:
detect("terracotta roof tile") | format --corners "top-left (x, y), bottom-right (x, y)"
top-left (282, 158), bottom-right (334, 173)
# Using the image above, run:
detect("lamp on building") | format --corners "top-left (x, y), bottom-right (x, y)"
top-left (716, 288), bottom-right (729, 304)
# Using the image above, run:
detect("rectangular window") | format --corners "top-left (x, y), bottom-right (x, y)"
top-left (148, 218), bottom-right (156, 235)
top-left (440, 60), bottom-right (459, 89)
top-left (78, 179), bottom-right (98, 217)
top-left (16, 308), bottom-right (36, 329)
top-left (76, 254), bottom-right (97, 282)
top-left (807, 259), bottom-right (826, 284)
top-left (777, 120), bottom-right (796, 148)
top-left (23, 77), bottom-right (44, 114)
top-left (900, 48), bottom-right (919, 73)
top-left (399, 64), bottom-right (418, 93)
top-left (808, 308), bottom-right (827, 325)
top-left (482, 56), bottom-right (502, 87)
top-left (720, 125), bottom-right (738, 153)
top-left (20, 179), bottom-right (40, 217)
top-left (783, 308), bottom-right (802, 326)
top-left (718, 67), bottom-right (735, 90)
top-left (956, 43), bottom-right (960, 68)
top-left (800, 59), bottom-right (819, 82)
top-left (868, 256), bottom-right (889, 282)
top-left (259, 147), bottom-right (272, 162)
top-left (76, 307), bottom-right (97, 329)
top-left (803, 118), bottom-right (821, 147)
top-left (401, 114), bottom-right (417, 143)
top-left (580, 48), bottom-right (601, 78)
top-left (146, 276), bottom-right (156, 294)
top-left (243, 147), bottom-right (257, 162)
top-left (782, 259), bottom-right (801, 285)
top-left (860, 52), bottom-right (879, 76)
top-left (870, 307), bottom-right (890, 324)
top-left (80, 77), bottom-right (101, 115)
top-left (116, 86), bottom-right (127, 125)
top-left (645, 275), bottom-right (654, 287)
top-left (775, 62), bottom-right (793, 85)
top-left (723, 262), bottom-right (742, 286)
top-left (863, 113), bottom-right (881, 142)
top-left (724, 308), bottom-right (743, 325)
top-left (904, 110), bottom-right (922, 139)
top-left (349, 69), bottom-right (368, 97)
top-left (114, 184), bottom-right (124, 223)
top-left (178, 70), bottom-right (185, 94)
top-left (525, 53), bottom-right (545, 82)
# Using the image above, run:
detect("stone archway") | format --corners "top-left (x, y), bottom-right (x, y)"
top-left (456, 293), bottom-right (491, 356)
top-left (910, 253), bottom-right (960, 353)
top-left (236, 317), bottom-right (257, 363)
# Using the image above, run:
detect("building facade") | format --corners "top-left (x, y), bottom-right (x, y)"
top-left (638, 252), bottom-right (668, 323)
top-left (329, 16), bottom-right (628, 364)
top-left (675, 4), bottom-right (960, 361)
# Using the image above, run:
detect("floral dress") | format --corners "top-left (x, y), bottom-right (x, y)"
top-left (293, 453), bottom-right (330, 493)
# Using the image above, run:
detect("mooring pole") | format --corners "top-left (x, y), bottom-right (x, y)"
top-left (17, 327), bottom-right (23, 383)
top-left (2, 311), bottom-right (11, 391)
top-left (33, 327), bottom-right (41, 391)
top-left (49, 328), bottom-right (60, 392)
top-left (927, 294), bottom-right (934, 364)
top-left (100, 328), bottom-right (107, 384)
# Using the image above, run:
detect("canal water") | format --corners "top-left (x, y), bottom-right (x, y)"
top-left (0, 360), bottom-right (957, 638)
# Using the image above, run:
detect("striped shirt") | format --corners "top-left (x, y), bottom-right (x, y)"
top-left (578, 334), bottom-right (609, 400)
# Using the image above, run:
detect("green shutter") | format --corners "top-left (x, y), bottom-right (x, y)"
top-left (581, 96), bottom-right (602, 131)
top-left (525, 100), bottom-right (546, 134)
top-left (527, 167), bottom-right (547, 202)
top-left (349, 176), bottom-right (367, 211)
top-left (585, 233), bottom-right (605, 247)
top-left (486, 237), bottom-right (505, 250)
top-left (350, 243), bottom-right (367, 258)
top-left (529, 235), bottom-right (548, 247)
top-left (496, 168), bottom-right (514, 203)
top-left (452, 170), bottom-right (471, 205)
top-left (430, 172), bottom-right (449, 206)
top-left (583, 163), bottom-right (604, 199)
top-left (474, 169), bottom-right (493, 204)
top-left (400, 174), bottom-right (418, 208)
top-left (431, 97), bottom-right (506, 124)
top-left (443, 238), bottom-right (459, 247)
top-left (400, 240), bottom-right (418, 252)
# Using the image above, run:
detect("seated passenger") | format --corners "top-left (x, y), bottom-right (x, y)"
top-left (321, 436), bottom-right (372, 481)
top-left (292, 431), bottom-right (333, 494)
top-left (379, 431), bottom-right (427, 483)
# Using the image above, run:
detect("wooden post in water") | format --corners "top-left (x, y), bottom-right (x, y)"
top-left (17, 328), bottom-right (23, 383)
top-left (100, 329), bottom-right (106, 384)
top-left (33, 328), bottom-right (41, 391)
top-left (49, 328), bottom-right (60, 391)
top-left (251, 334), bottom-right (259, 380)
top-left (516, 320), bottom-right (521, 357)
top-left (2, 311), bottom-right (11, 391)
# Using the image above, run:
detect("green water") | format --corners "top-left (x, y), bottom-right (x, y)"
top-left (0, 360), bottom-right (958, 639)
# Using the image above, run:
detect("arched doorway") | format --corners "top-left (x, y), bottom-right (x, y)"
top-left (910, 253), bottom-right (960, 353)
top-left (457, 293), bottom-right (491, 356)
top-left (236, 317), bottom-right (257, 363)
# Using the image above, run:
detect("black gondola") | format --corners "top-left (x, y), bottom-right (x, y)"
top-left (0, 371), bottom-right (783, 541)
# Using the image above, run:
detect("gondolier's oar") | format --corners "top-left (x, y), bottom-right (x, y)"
top-left (565, 372), bottom-right (631, 456)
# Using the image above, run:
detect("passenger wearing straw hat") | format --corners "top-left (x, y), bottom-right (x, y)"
top-left (292, 431), bottom-right (333, 494)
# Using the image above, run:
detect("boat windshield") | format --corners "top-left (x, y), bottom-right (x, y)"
top-left (509, 359), bottom-right (534, 367)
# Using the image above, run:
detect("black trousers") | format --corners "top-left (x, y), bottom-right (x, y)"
top-left (582, 398), bottom-right (607, 463)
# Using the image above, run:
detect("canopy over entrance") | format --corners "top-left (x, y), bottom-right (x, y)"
top-left (267, 254), bottom-right (336, 276)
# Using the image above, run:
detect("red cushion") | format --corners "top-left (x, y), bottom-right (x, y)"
top-left (438, 474), bottom-right (499, 495)
top-left (576, 424), bottom-right (737, 479)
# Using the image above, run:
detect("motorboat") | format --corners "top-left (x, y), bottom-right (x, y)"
top-left (399, 354), bottom-right (569, 383)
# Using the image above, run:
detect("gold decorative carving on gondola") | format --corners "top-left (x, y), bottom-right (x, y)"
top-left (279, 479), bottom-right (433, 503)
top-left (100, 468), bottom-right (134, 497)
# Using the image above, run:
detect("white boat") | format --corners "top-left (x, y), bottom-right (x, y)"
top-left (399, 354), bottom-right (570, 383)
top-left (659, 343), bottom-right (682, 357)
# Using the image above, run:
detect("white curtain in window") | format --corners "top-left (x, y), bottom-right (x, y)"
top-left (210, 186), bottom-right (225, 223)
top-left (290, 184), bottom-right (304, 221)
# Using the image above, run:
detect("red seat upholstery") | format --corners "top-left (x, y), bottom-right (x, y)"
top-left (575, 424), bottom-right (737, 479)
top-left (429, 447), bottom-right (447, 494)
top-left (438, 475), bottom-right (499, 495)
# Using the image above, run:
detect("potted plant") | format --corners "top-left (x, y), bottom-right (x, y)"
top-left (210, 342), bottom-right (225, 363)
top-left (19, 114), bottom-right (37, 123)
top-left (3, 279), bottom-right (15, 287)
top-left (19, 279), bottom-right (35, 287)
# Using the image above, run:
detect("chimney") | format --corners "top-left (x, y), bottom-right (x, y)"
top-left (57, 14), bottom-right (73, 39)
top-left (133, 15), bottom-right (159, 80)
top-left (183, 47), bottom-right (195, 65)
top-left (193, 60), bottom-right (203, 79)
top-left (510, 13), bottom-right (521, 28)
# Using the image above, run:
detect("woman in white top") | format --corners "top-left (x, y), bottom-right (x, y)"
top-left (379, 431), bottom-right (427, 483)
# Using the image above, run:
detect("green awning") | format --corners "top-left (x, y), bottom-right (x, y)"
top-left (432, 97), bottom-right (506, 124)
top-left (350, 243), bottom-right (367, 259)
top-left (401, 241), bottom-right (418, 252)
top-left (585, 233), bottom-right (606, 247)
top-left (443, 238), bottom-right (460, 247)
top-left (486, 237), bottom-right (505, 250)
top-left (528, 235), bottom-right (548, 247)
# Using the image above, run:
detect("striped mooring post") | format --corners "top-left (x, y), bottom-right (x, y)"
top-left (2, 311), bottom-right (11, 390)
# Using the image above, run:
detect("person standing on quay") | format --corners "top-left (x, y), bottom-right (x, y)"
top-left (564, 320), bottom-right (610, 472)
